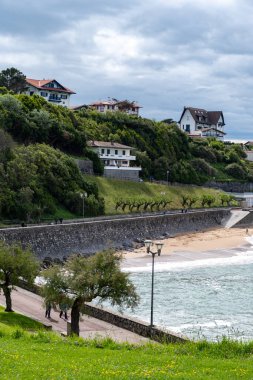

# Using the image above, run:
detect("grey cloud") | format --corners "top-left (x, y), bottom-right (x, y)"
top-left (1, 0), bottom-right (253, 137)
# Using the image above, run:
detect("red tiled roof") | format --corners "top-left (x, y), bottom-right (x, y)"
top-left (26, 78), bottom-right (75, 94)
top-left (89, 100), bottom-right (141, 108)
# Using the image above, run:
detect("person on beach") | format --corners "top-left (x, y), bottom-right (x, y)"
top-left (45, 301), bottom-right (52, 318)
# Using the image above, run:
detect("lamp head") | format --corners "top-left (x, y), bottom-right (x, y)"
top-left (155, 242), bottom-right (164, 256)
top-left (144, 240), bottom-right (152, 253)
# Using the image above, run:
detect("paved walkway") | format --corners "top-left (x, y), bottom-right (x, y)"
top-left (0, 287), bottom-right (150, 344)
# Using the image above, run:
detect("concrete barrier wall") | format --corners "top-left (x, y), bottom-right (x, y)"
top-left (232, 210), bottom-right (253, 227)
top-left (0, 209), bottom-right (230, 259)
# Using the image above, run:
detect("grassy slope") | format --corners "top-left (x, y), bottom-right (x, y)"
top-left (87, 176), bottom-right (225, 215)
top-left (0, 307), bottom-right (253, 379)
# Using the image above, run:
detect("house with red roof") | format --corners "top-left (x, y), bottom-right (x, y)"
top-left (25, 78), bottom-right (75, 108)
top-left (178, 107), bottom-right (226, 140)
top-left (87, 99), bottom-right (141, 115)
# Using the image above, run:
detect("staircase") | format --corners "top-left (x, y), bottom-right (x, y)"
top-left (223, 209), bottom-right (250, 228)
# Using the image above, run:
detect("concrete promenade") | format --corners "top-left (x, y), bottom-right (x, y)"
top-left (0, 287), bottom-right (150, 344)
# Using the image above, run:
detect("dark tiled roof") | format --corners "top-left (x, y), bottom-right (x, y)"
top-left (87, 141), bottom-right (133, 149)
top-left (179, 107), bottom-right (225, 126)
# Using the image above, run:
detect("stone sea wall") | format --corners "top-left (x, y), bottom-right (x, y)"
top-left (83, 303), bottom-right (187, 343)
top-left (0, 209), bottom-right (230, 259)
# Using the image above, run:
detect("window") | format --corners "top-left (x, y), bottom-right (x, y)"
top-left (107, 149), bottom-right (110, 154)
top-left (122, 150), bottom-right (125, 155)
top-left (40, 91), bottom-right (48, 97)
top-left (30, 91), bottom-right (34, 95)
top-left (185, 124), bottom-right (190, 132)
top-left (101, 149), bottom-right (105, 154)
top-left (61, 94), bottom-right (67, 99)
top-left (115, 150), bottom-right (118, 155)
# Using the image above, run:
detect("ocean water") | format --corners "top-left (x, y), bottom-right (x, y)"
top-left (119, 240), bottom-right (253, 341)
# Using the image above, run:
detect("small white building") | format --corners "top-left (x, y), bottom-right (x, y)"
top-left (88, 99), bottom-right (141, 115)
top-left (87, 141), bottom-right (142, 181)
top-left (178, 107), bottom-right (226, 140)
top-left (25, 78), bottom-right (75, 107)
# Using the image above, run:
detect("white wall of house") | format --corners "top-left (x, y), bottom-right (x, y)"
top-left (90, 146), bottom-right (136, 167)
top-left (25, 85), bottom-right (71, 107)
top-left (179, 109), bottom-right (195, 132)
top-left (92, 103), bottom-right (139, 115)
top-left (246, 151), bottom-right (253, 161)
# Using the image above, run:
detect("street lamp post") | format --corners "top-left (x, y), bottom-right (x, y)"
top-left (144, 240), bottom-right (164, 328)
top-left (80, 192), bottom-right (87, 220)
top-left (166, 170), bottom-right (170, 185)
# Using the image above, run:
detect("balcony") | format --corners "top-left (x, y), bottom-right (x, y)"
top-left (48, 95), bottom-right (62, 103)
top-left (99, 153), bottom-right (136, 160)
top-left (104, 166), bottom-right (141, 171)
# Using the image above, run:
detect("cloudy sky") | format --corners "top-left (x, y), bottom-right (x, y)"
top-left (0, 0), bottom-right (253, 138)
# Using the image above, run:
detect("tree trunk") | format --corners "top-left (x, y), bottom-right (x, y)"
top-left (3, 285), bottom-right (13, 312)
top-left (71, 297), bottom-right (82, 336)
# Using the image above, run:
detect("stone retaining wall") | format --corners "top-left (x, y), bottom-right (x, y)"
top-left (0, 209), bottom-right (230, 259)
top-left (83, 304), bottom-right (187, 343)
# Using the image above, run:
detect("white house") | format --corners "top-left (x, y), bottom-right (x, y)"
top-left (87, 141), bottom-right (141, 181)
top-left (25, 79), bottom-right (75, 107)
top-left (178, 107), bottom-right (226, 140)
top-left (88, 99), bottom-right (141, 115)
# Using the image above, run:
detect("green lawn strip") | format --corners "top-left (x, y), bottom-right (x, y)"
top-left (86, 176), bottom-right (224, 215)
top-left (0, 335), bottom-right (252, 380)
top-left (0, 306), bottom-right (44, 331)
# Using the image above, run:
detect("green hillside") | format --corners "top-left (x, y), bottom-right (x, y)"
top-left (0, 90), bottom-right (247, 222)
top-left (88, 176), bottom-right (226, 215)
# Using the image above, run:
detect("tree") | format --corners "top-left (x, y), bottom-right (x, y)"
top-left (113, 99), bottom-right (137, 113)
top-left (0, 67), bottom-right (27, 93)
top-left (41, 250), bottom-right (139, 336)
top-left (0, 241), bottom-right (39, 312)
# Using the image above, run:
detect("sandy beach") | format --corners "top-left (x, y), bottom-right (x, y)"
top-left (122, 227), bottom-right (252, 268)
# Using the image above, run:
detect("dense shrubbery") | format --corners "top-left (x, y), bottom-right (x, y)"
top-left (0, 144), bottom-right (104, 221)
top-left (225, 163), bottom-right (248, 180)
top-left (0, 94), bottom-right (86, 155)
top-left (0, 91), bottom-right (252, 185)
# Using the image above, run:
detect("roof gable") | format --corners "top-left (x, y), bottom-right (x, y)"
top-left (179, 107), bottom-right (225, 126)
top-left (26, 78), bottom-right (75, 94)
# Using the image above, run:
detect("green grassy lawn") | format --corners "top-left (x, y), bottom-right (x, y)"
top-left (0, 332), bottom-right (253, 379)
top-left (0, 306), bottom-right (43, 332)
top-left (87, 176), bottom-right (225, 215)
top-left (0, 307), bottom-right (252, 379)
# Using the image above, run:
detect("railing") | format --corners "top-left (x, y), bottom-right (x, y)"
top-left (48, 96), bottom-right (62, 103)
top-left (99, 154), bottom-right (136, 160)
